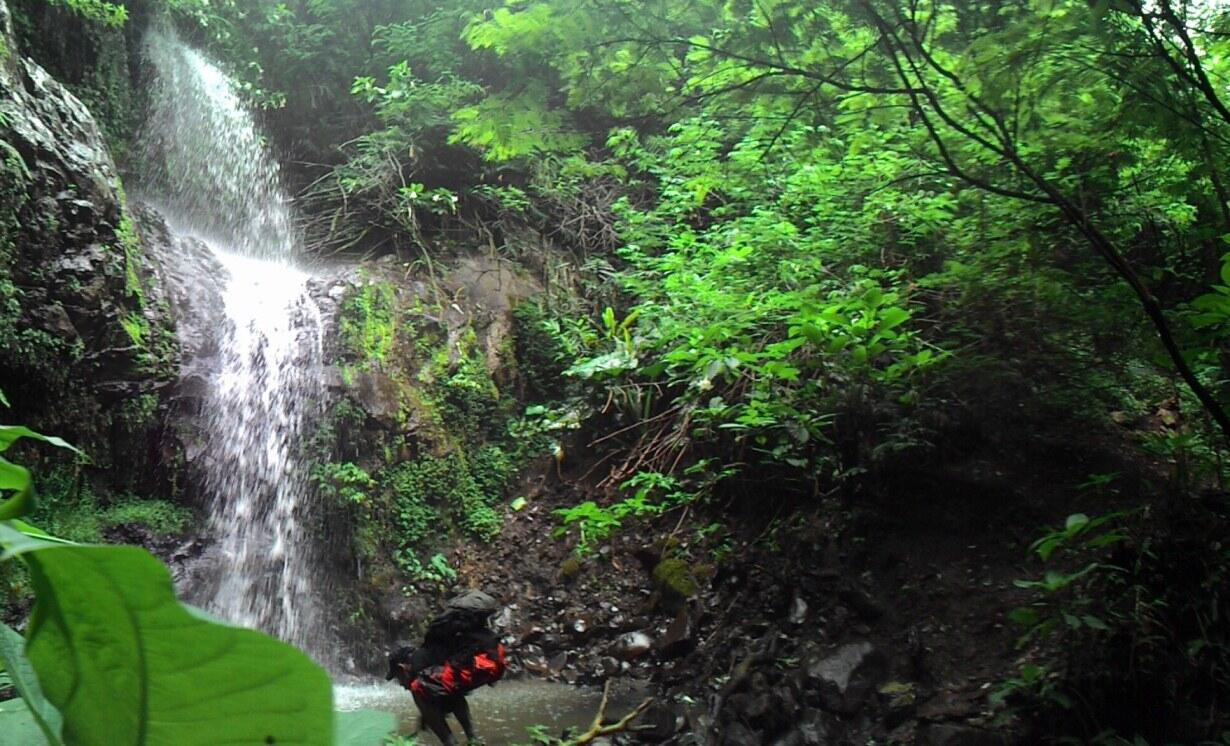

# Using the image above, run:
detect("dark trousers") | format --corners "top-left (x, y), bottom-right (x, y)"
top-left (412, 690), bottom-right (475, 745)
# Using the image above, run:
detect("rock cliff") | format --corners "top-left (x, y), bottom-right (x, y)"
top-left (0, 0), bottom-right (174, 482)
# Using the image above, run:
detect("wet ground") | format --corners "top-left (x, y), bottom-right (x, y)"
top-left (334, 678), bottom-right (647, 745)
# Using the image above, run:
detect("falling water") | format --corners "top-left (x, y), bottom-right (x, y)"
top-left (140, 27), bottom-right (331, 664)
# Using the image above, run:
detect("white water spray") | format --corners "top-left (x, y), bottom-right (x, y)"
top-left (141, 27), bottom-right (331, 664)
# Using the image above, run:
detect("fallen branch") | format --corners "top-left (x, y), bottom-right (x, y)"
top-left (562, 680), bottom-right (654, 746)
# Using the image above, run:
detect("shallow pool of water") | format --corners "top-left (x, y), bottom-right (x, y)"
top-left (335, 678), bottom-right (645, 745)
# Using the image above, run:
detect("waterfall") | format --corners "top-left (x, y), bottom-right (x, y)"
top-left (139, 27), bottom-right (333, 666)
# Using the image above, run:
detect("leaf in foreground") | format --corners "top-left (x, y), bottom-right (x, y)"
top-left (0, 524), bottom-right (333, 746)
top-left (0, 622), bottom-right (63, 744)
top-left (0, 696), bottom-right (52, 745)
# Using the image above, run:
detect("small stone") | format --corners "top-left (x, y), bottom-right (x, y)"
top-left (879, 680), bottom-right (916, 727)
top-left (789, 595), bottom-right (808, 625)
top-left (596, 656), bottom-right (620, 677)
top-left (613, 631), bottom-right (653, 660)
top-left (522, 655), bottom-right (550, 676)
top-left (635, 702), bottom-right (685, 742)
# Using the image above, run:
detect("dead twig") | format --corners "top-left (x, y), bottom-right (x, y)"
top-left (561, 680), bottom-right (654, 746)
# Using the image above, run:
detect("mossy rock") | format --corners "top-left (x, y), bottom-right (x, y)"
top-left (652, 558), bottom-right (700, 613)
top-left (558, 556), bottom-right (582, 582)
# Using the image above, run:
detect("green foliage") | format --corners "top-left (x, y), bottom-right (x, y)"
top-left (450, 88), bottom-right (587, 161)
top-left (552, 501), bottom-right (623, 556)
top-left (511, 301), bottom-right (575, 399)
top-left (469, 445), bottom-right (511, 508)
top-left (26, 466), bottom-right (188, 546)
top-left (338, 277), bottom-right (397, 369)
top-left (387, 451), bottom-right (502, 548)
top-left (0, 426), bottom-right (78, 523)
top-left (553, 461), bottom-right (734, 555)
top-left (437, 348), bottom-right (501, 444)
top-left (313, 461), bottom-right (375, 507)
top-left (1007, 512), bottom-right (1128, 648)
top-left (553, 119), bottom-right (945, 494)
top-left (1001, 505), bottom-right (1230, 739)
top-left (42, 0), bottom-right (126, 27)
top-left (100, 499), bottom-right (191, 536)
top-left (118, 312), bottom-right (143, 346)
top-left (0, 621), bottom-right (61, 743)
top-left (375, 443), bottom-right (509, 584)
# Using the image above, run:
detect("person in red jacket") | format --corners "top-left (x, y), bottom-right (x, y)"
top-left (386, 590), bottom-right (507, 745)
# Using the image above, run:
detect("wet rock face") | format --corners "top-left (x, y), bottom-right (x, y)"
top-left (0, 0), bottom-right (175, 469)
top-left (131, 205), bottom-right (223, 366)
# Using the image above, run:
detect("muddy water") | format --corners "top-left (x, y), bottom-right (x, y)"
top-left (334, 679), bottom-right (646, 745)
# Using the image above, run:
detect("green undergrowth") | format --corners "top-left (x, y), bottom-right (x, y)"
top-left (1000, 498), bottom-right (1230, 742)
top-left (317, 272), bottom-right (559, 596)
top-left (30, 465), bottom-right (190, 543)
top-left (2, 463), bottom-right (192, 619)
top-left (338, 273), bottom-right (397, 372)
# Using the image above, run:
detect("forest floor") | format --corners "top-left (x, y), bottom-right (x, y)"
top-left (443, 413), bottom-right (1165, 744)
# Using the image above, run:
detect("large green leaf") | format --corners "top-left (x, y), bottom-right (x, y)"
top-left (0, 623), bottom-right (63, 745)
top-left (0, 427), bottom-right (79, 455)
top-left (0, 524), bottom-right (333, 746)
top-left (0, 457), bottom-right (33, 521)
top-left (0, 428), bottom-right (79, 521)
top-left (0, 696), bottom-right (52, 745)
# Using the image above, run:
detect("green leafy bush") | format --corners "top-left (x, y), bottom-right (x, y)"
top-left (438, 350), bottom-right (501, 444)
top-left (312, 461), bottom-right (375, 507)
top-left (43, 0), bottom-right (127, 27)
top-left (100, 498), bottom-right (191, 535)
top-left (338, 277), bottom-right (396, 369)
top-left (1002, 505), bottom-right (1230, 741)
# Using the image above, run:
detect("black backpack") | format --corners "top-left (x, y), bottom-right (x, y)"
top-left (423, 607), bottom-right (491, 650)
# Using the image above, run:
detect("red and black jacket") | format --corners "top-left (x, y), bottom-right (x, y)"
top-left (403, 630), bottom-right (506, 699)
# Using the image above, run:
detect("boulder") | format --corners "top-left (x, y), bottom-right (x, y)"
top-left (633, 701), bottom-right (686, 742)
top-left (652, 558), bottom-right (700, 613)
top-left (0, 0), bottom-right (180, 470)
top-left (805, 641), bottom-right (888, 715)
top-left (657, 602), bottom-right (700, 659)
top-left (350, 370), bottom-right (405, 429)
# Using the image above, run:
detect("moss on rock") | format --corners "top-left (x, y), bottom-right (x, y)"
top-left (653, 558), bottom-right (700, 613)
